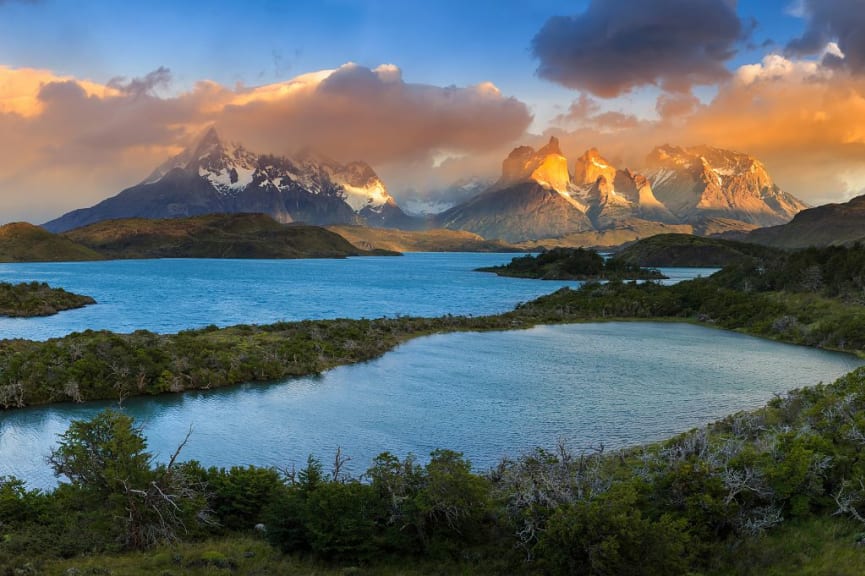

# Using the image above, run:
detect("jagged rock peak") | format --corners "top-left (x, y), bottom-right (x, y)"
top-left (573, 147), bottom-right (617, 186)
top-left (192, 126), bottom-right (224, 156)
top-left (499, 137), bottom-right (570, 193)
top-left (537, 136), bottom-right (562, 157)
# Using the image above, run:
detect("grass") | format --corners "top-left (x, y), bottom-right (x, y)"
top-left (34, 517), bottom-right (865, 575)
top-left (708, 516), bottom-right (865, 576)
top-left (0, 222), bottom-right (103, 263)
top-left (33, 536), bottom-right (508, 576)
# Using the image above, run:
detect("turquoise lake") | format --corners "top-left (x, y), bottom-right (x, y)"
top-left (0, 253), bottom-right (708, 340)
top-left (0, 254), bottom-right (859, 489)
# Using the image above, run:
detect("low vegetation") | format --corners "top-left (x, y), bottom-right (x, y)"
top-left (0, 281), bottom-right (95, 318)
top-left (5, 245), bottom-right (865, 410)
top-left (477, 246), bottom-right (666, 280)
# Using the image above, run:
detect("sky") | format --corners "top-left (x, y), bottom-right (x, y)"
top-left (1, 0), bottom-right (865, 223)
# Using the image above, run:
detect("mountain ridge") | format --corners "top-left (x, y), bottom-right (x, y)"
top-left (747, 193), bottom-right (865, 248)
top-left (43, 128), bottom-right (417, 233)
top-left (434, 139), bottom-right (807, 243)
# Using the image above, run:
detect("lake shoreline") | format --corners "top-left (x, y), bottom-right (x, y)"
top-left (3, 281), bottom-right (864, 411)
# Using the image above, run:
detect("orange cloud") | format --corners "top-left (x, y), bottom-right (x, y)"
top-left (0, 66), bottom-right (117, 116)
top-left (0, 63), bottom-right (531, 223)
top-left (541, 51), bottom-right (865, 206)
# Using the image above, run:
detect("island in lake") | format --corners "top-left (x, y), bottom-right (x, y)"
top-left (477, 247), bottom-right (666, 281)
top-left (0, 281), bottom-right (95, 318)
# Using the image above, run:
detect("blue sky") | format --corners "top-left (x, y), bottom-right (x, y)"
top-left (0, 0), bottom-right (809, 128)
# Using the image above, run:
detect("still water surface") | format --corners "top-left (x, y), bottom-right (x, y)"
top-left (2, 322), bottom-right (860, 489)
top-left (0, 254), bottom-right (711, 340)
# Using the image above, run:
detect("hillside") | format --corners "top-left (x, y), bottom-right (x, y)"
top-left (437, 180), bottom-right (594, 242)
top-left (328, 225), bottom-right (521, 252)
top-left (63, 213), bottom-right (395, 259)
top-left (748, 194), bottom-right (865, 248)
top-left (615, 234), bottom-right (784, 267)
top-left (0, 222), bottom-right (104, 262)
top-left (515, 220), bottom-right (693, 250)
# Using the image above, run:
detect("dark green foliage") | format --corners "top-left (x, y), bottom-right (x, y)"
top-left (479, 247), bottom-right (666, 281)
top-left (8, 242), bottom-right (865, 572)
top-left (202, 465), bottom-right (283, 532)
top-left (264, 451), bottom-right (492, 562)
top-left (10, 368), bottom-right (865, 573)
top-left (45, 410), bottom-right (206, 552)
top-left (538, 484), bottom-right (691, 575)
top-left (0, 281), bottom-right (94, 318)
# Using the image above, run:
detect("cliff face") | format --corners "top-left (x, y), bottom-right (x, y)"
top-left (497, 136), bottom-right (572, 194)
top-left (644, 145), bottom-right (808, 227)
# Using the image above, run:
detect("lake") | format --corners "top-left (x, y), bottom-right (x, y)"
top-left (2, 255), bottom-right (848, 490)
top-left (0, 254), bottom-right (712, 341)
top-left (2, 322), bottom-right (860, 489)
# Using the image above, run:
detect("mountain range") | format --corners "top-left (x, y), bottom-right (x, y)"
top-left (43, 129), bottom-right (808, 245)
top-left (43, 128), bottom-right (415, 233)
top-left (436, 138), bottom-right (807, 243)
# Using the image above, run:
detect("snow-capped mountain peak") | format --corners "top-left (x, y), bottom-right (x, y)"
top-left (43, 127), bottom-right (415, 233)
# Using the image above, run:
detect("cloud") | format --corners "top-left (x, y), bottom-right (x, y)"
top-left (787, 0), bottom-right (865, 72)
top-left (553, 93), bottom-right (640, 132)
top-left (532, 0), bottom-right (744, 98)
top-left (107, 66), bottom-right (172, 97)
top-left (217, 63), bottom-right (531, 167)
top-left (656, 92), bottom-right (701, 119)
top-left (0, 63), bottom-right (531, 223)
top-left (542, 50), bottom-right (865, 207)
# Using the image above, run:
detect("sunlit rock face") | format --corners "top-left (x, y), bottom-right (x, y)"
top-left (436, 137), bottom-right (592, 242)
top-left (498, 136), bottom-right (571, 193)
top-left (644, 145), bottom-right (808, 227)
top-left (570, 149), bottom-right (676, 228)
top-left (573, 147), bottom-right (616, 187)
top-left (435, 139), bottom-right (808, 244)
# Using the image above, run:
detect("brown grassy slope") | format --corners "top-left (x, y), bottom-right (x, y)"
top-left (64, 213), bottom-right (396, 259)
top-left (329, 224), bottom-right (521, 252)
top-left (0, 222), bottom-right (104, 262)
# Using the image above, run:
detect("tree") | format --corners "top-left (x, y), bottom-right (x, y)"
top-left (48, 410), bottom-right (205, 549)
